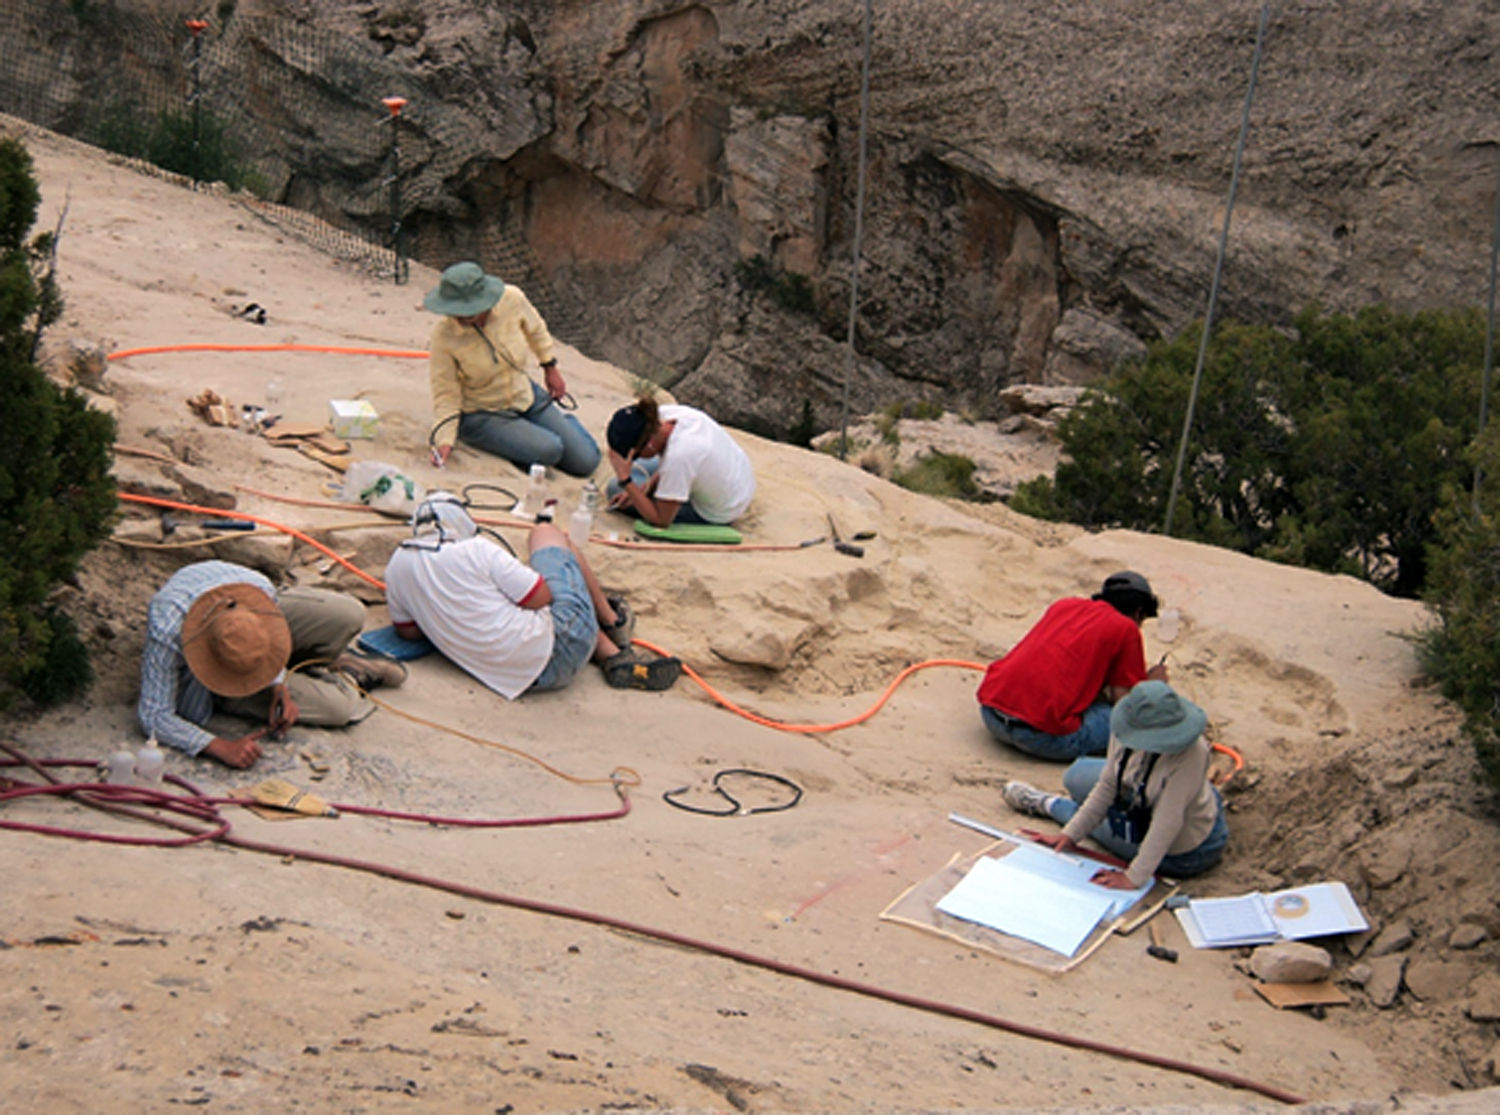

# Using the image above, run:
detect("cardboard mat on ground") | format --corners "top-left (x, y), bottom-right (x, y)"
top-left (881, 835), bottom-right (1177, 974)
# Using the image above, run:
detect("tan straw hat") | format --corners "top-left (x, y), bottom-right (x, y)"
top-left (180, 583), bottom-right (291, 697)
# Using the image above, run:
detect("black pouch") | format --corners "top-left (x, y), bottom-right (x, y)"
top-left (1107, 749), bottom-right (1158, 845)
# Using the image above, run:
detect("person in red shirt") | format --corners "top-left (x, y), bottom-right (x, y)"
top-left (977, 571), bottom-right (1167, 761)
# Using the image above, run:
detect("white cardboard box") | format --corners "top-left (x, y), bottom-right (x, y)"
top-left (329, 398), bottom-right (379, 439)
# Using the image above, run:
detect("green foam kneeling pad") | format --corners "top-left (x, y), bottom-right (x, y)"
top-left (632, 520), bottom-right (742, 545)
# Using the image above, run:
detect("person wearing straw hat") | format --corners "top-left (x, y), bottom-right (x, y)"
top-left (384, 492), bottom-right (681, 693)
top-left (1002, 680), bottom-right (1229, 889)
top-left (977, 570), bottom-right (1167, 762)
top-left (137, 561), bottom-right (402, 769)
top-left (423, 261), bottom-right (600, 478)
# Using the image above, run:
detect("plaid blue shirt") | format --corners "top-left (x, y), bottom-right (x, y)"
top-left (137, 562), bottom-right (278, 755)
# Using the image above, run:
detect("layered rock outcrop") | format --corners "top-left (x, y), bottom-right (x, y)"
top-left (8, 0), bottom-right (1498, 439)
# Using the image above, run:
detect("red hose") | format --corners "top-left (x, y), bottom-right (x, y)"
top-left (0, 745), bottom-right (1301, 1105)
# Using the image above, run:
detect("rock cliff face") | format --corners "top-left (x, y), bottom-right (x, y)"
top-left (37, 1), bottom-right (1500, 437)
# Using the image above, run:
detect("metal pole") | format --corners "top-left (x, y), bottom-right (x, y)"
top-left (838, 0), bottom-right (873, 460)
top-left (382, 97), bottom-right (409, 285)
top-left (1163, 1), bottom-right (1271, 536)
top-left (1474, 154), bottom-right (1500, 515)
top-left (185, 19), bottom-right (208, 186)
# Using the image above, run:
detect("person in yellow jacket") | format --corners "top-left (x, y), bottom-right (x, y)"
top-left (424, 261), bottom-right (600, 477)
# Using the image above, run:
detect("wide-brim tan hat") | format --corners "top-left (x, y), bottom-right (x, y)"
top-left (180, 583), bottom-right (291, 697)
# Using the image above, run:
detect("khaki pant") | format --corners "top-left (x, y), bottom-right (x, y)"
top-left (219, 588), bottom-right (373, 726)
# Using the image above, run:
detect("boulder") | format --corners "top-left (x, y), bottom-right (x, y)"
top-left (1250, 941), bottom-right (1332, 984)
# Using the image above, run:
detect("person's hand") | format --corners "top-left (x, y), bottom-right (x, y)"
top-left (1147, 660), bottom-right (1169, 682)
top-left (431, 443), bottom-right (452, 468)
top-left (607, 489), bottom-right (631, 511)
top-left (543, 364), bottom-right (566, 400)
top-left (203, 731), bottom-right (266, 769)
top-left (1089, 867), bottom-right (1138, 890)
top-left (268, 683), bottom-right (299, 738)
top-left (1034, 833), bottom-right (1078, 854)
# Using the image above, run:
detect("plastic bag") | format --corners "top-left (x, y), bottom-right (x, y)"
top-left (339, 460), bottom-right (426, 516)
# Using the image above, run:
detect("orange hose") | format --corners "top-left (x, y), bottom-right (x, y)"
top-left (109, 342), bottom-right (428, 361)
top-left (117, 494), bottom-right (1247, 779)
top-left (116, 492), bottom-right (387, 591)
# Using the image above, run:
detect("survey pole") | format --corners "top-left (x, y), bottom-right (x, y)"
top-left (1164, 1), bottom-right (1271, 536)
top-left (381, 96), bottom-right (409, 285)
top-left (838, 0), bottom-right (873, 460)
top-left (185, 19), bottom-right (209, 186)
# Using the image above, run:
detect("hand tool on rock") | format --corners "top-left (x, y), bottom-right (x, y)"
top-left (1147, 919), bottom-right (1179, 963)
top-left (827, 513), bottom-right (864, 558)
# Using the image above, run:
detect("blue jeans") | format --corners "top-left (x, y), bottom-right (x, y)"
top-left (458, 381), bottom-right (601, 478)
top-left (526, 547), bottom-right (598, 691)
top-left (604, 459), bottom-right (709, 524)
top-left (1047, 757), bottom-right (1229, 878)
top-left (980, 700), bottom-right (1112, 762)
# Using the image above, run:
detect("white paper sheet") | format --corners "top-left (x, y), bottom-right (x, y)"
top-left (936, 854), bottom-right (1120, 957)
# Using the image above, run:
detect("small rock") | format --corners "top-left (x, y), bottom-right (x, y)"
top-left (1381, 765), bottom-right (1419, 790)
top-left (1466, 973), bottom-right (1500, 1022)
top-left (1365, 955), bottom-right (1406, 1009)
top-left (1450, 924), bottom-right (1488, 950)
top-left (1404, 957), bottom-right (1474, 1002)
top-left (1344, 962), bottom-right (1373, 987)
top-left (1360, 846), bottom-right (1410, 889)
top-left (1367, 919), bottom-right (1414, 957)
top-left (1484, 1040), bottom-right (1500, 1082)
top-left (1345, 925), bottom-right (1376, 959)
top-left (1251, 942), bottom-right (1332, 984)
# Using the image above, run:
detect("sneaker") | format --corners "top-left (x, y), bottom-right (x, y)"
top-left (601, 648), bottom-right (681, 691)
top-left (334, 651), bottom-right (407, 691)
top-left (601, 595), bottom-right (635, 648)
top-left (1003, 780), bottom-right (1054, 819)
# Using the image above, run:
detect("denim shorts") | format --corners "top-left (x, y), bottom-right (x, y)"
top-left (527, 547), bottom-right (597, 691)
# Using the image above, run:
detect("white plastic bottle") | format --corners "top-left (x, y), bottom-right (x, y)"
top-left (134, 735), bottom-right (165, 785)
top-left (518, 462), bottom-right (548, 520)
top-left (569, 480), bottom-right (599, 548)
top-left (105, 746), bottom-right (136, 785)
top-left (1157, 606), bottom-right (1181, 643)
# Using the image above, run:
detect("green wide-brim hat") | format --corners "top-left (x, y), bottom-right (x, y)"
top-left (424, 261), bottom-right (505, 317)
top-left (1110, 680), bottom-right (1207, 754)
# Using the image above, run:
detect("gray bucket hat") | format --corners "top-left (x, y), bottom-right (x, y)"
top-left (424, 261), bottom-right (505, 317)
top-left (1110, 680), bottom-right (1207, 754)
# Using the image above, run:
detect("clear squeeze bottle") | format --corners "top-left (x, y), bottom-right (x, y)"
top-left (135, 734), bottom-right (165, 785)
top-left (569, 480), bottom-right (598, 548)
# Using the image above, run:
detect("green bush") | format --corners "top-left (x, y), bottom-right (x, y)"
top-left (733, 254), bottom-right (815, 314)
top-left (1421, 426), bottom-right (1500, 790)
top-left (1012, 306), bottom-right (1485, 597)
top-left (893, 451), bottom-right (984, 500)
top-left (87, 100), bottom-right (250, 190)
top-left (0, 137), bottom-right (117, 709)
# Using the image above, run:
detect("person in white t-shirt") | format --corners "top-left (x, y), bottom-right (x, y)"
top-left (603, 396), bottom-right (755, 525)
top-left (384, 493), bottom-right (681, 693)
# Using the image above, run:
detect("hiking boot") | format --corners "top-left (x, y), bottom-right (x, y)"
top-left (601, 648), bottom-right (680, 691)
top-left (334, 651), bottom-right (407, 691)
top-left (601, 595), bottom-right (635, 648)
top-left (1003, 780), bottom-right (1054, 819)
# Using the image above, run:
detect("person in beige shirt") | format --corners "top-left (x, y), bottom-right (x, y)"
top-left (424, 261), bottom-right (600, 477)
top-left (1002, 681), bottom-right (1228, 889)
